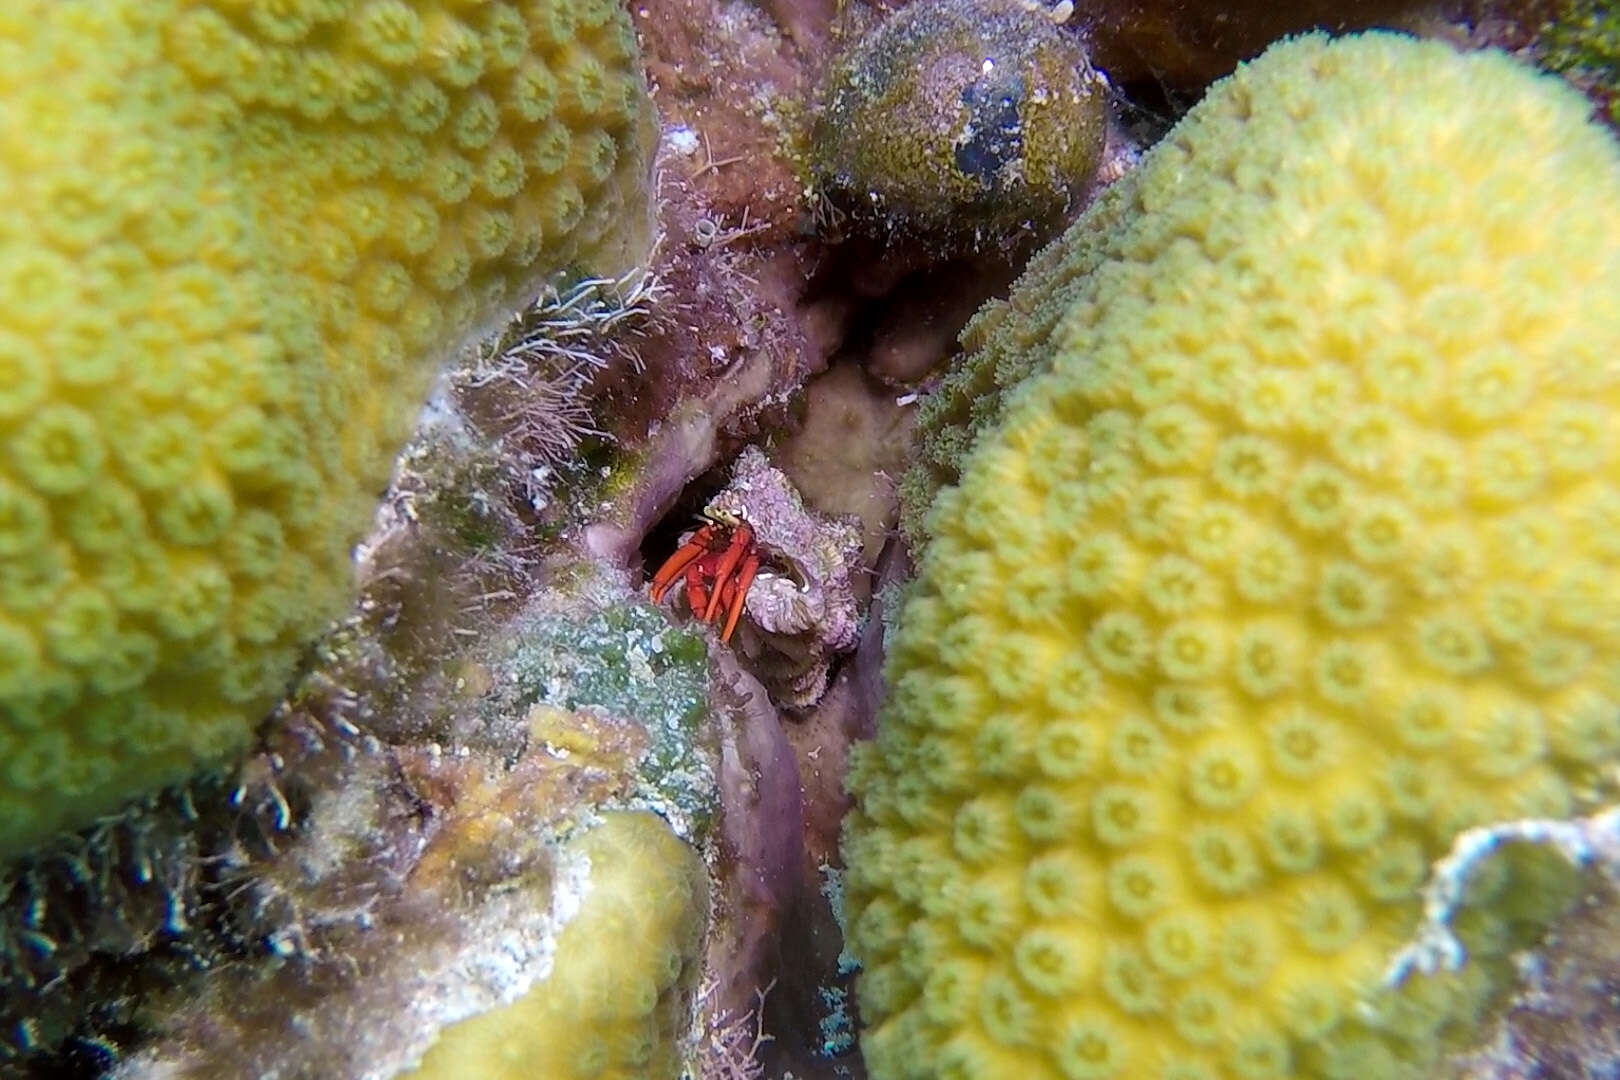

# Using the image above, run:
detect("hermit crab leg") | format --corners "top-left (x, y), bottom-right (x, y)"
top-left (702, 524), bottom-right (754, 622)
top-left (650, 524), bottom-right (717, 603)
top-left (720, 553), bottom-right (760, 644)
top-left (685, 560), bottom-right (711, 619)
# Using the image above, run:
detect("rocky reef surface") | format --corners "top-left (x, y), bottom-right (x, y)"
top-left (1, 2), bottom-right (1619, 1079)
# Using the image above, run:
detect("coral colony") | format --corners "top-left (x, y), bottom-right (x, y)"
top-left (849, 32), bottom-right (1620, 1080)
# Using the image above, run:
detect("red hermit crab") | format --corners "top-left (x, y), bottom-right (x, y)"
top-left (647, 448), bottom-right (862, 705)
top-left (648, 511), bottom-right (761, 643)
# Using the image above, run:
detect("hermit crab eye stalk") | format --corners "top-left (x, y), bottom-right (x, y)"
top-left (648, 517), bottom-right (762, 644)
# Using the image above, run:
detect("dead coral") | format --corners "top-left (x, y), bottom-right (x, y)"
top-left (577, 154), bottom-right (833, 572)
top-left (774, 361), bottom-right (916, 576)
top-left (110, 741), bottom-right (611, 1079)
top-left (1442, 807), bottom-right (1620, 1079)
top-left (108, 569), bottom-right (718, 1079)
top-left (703, 652), bottom-right (805, 1076)
top-left (691, 976), bottom-right (775, 1080)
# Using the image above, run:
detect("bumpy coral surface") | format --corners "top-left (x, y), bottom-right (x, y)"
top-left (0, 0), bottom-right (653, 854)
top-left (844, 32), bottom-right (1620, 1080)
top-left (405, 810), bottom-right (708, 1080)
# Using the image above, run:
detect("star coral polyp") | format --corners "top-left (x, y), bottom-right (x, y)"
top-left (844, 31), bottom-right (1620, 1080)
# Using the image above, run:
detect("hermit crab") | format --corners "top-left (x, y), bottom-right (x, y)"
top-left (647, 448), bottom-right (863, 706)
top-left (648, 510), bottom-right (760, 644)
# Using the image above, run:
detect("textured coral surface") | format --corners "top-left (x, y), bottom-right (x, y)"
top-left (0, 0), bottom-right (653, 855)
top-left (404, 810), bottom-right (709, 1080)
top-left (845, 32), bottom-right (1620, 1080)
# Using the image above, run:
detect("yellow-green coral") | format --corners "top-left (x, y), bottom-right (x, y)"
top-left (0, 0), bottom-right (654, 854)
top-left (406, 811), bottom-right (708, 1080)
top-left (845, 31), bottom-right (1620, 1080)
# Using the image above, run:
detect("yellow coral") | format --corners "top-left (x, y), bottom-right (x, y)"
top-left (0, 0), bottom-right (654, 854)
top-left (845, 32), bottom-right (1620, 1080)
top-left (405, 811), bottom-right (708, 1080)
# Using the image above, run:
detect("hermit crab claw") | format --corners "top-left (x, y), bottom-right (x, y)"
top-left (702, 524), bottom-right (753, 622)
top-left (649, 523), bottom-right (718, 604)
top-left (721, 553), bottom-right (760, 643)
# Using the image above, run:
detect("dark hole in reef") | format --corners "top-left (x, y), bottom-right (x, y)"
top-left (799, 251), bottom-right (901, 356)
top-left (1112, 72), bottom-right (1194, 147)
top-left (19, 1017), bottom-right (133, 1079)
top-left (799, 234), bottom-right (1018, 372)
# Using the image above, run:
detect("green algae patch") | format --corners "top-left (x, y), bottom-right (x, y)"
top-left (496, 596), bottom-right (717, 840)
top-left (1540, 0), bottom-right (1620, 127)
